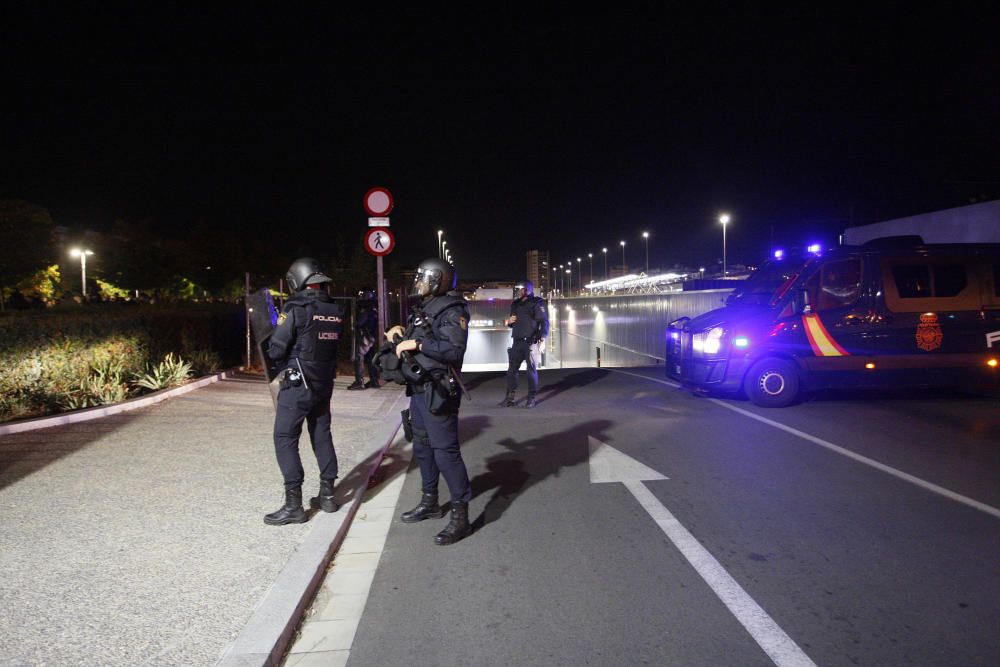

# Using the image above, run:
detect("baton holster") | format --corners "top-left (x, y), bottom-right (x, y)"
top-left (401, 408), bottom-right (413, 442)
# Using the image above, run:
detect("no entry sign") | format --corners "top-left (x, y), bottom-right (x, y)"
top-left (364, 227), bottom-right (395, 256)
top-left (363, 187), bottom-right (394, 217)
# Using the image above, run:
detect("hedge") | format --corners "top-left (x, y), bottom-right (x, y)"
top-left (0, 303), bottom-right (245, 423)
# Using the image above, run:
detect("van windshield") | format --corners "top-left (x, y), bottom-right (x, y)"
top-left (726, 257), bottom-right (811, 307)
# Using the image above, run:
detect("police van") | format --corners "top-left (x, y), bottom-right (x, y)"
top-left (666, 237), bottom-right (1000, 407)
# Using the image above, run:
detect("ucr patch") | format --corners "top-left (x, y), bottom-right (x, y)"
top-left (916, 312), bottom-right (942, 351)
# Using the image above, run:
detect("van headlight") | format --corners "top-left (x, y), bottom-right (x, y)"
top-left (692, 327), bottom-right (725, 355)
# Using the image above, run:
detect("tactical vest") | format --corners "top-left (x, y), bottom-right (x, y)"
top-left (289, 297), bottom-right (344, 363)
top-left (407, 293), bottom-right (469, 377)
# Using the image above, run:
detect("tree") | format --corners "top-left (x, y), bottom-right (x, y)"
top-left (0, 200), bottom-right (57, 311)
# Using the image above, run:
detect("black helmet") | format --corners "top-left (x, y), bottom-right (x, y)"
top-left (411, 257), bottom-right (456, 298)
top-left (358, 289), bottom-right (376, 302)
top-left (286, 257), bottom-right (332, 292)
top-left (514, 280), bottom-right (534, 298)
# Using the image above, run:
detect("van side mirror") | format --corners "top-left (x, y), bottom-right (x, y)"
top-left (793, 288), bottom-right (813, 315)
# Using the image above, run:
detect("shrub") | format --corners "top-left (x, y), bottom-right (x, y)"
top-left (0, 302), bottom-right (242, 422)
top-left (135, 353), bottom-right (193, 391)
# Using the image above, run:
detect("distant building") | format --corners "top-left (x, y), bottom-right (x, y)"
top-left (526, 250), bottom-right (550, 294)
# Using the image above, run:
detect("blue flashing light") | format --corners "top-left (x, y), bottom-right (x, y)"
top-left (732, 335), bottom-right (750, 348)
top-left (807, 243), bottom-right (822, 254)
top-left (773, 249), bottom-right (784, 259)
top-left (670, 331), bottom-right (679, 340)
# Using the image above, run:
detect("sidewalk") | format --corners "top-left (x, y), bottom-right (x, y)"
top-left (0, 371), bottom-right (405, 667)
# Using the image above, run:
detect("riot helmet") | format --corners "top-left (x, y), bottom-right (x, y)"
top-left (358, 288), bottom-right (376, 302)
top-left (514, 280), bottom-right (534, 299)
top-left (286, 257), bottom-right (332, 292)
top-left (411, 257), bottom-right (456, 299)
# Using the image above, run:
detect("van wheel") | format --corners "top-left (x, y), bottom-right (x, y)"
top-left (744, 357), bottom-right (800, 408)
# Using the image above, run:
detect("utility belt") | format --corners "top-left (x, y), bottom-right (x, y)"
top-left (409, 368), bottom-right (460, 415)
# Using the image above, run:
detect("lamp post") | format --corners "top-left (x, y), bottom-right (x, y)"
top-left (642, 231), bottom-right (649, 273)
top-left (558, 264), bottom-right (563, 294)
top-left (587, 253), bottom-right (593, 285)
top-left (565, 268), bottom-right (572, 296)
top-left (70, 248), bottom-right (94, 298)
top-left (602, 247), bottom-right (607, 279)
top-left (620, 240), bottom-right (626, 273)
top-left (719, 214), bottom-right (730, 276)
top-left (437, 230), bottom-right (443, 258)
top-left (576, 258), bottom-right (582, 295)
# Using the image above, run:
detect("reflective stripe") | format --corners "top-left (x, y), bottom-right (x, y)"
top-left (802, 314), bottom-right (849, 356)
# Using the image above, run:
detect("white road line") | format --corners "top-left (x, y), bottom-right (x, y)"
top-left (625, 480), bottom-right (817, 667)
top-left (608, 368), bottom-right (1000, 520)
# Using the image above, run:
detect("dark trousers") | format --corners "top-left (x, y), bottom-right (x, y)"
top-left (353, 344), bottom-right (379, 383)
top-left (273, 383), bottom-right (338, 490)
top-left (505, 338), bottom-right (538, 396)
top-left (409, 389), bottom-right (471, 503)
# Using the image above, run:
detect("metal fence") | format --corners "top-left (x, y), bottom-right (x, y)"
top-left (464, 290), bottom-right (732, 369)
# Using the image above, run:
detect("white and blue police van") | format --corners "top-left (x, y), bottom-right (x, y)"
top-left (666, 236), bottom-right (1000, 407)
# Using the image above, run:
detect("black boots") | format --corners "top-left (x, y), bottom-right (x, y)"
top-left (498, 392), bottom-right (516, 407)
top-left (434, 502), bottom-right (471, 546)
top-left (311, 479), bottom-right (339, 513)
top-left (524, 396), bottom-right (538, 409)
top-left (400, 492), bottom-right (445, 523)
top-left (347, 380), bottom-right (366, 390)
top-left (264, 487), bottom-right (307, 525)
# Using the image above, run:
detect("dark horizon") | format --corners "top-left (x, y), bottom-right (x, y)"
top-left (2, 6), bottom-right (997, 282)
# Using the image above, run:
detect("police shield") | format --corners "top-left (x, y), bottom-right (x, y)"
top-left (245, 288), bottom-right (283, 405)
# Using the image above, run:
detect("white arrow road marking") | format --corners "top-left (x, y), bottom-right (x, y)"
top-left (589, 437), bottom-right (816, 667)
top-left (609, 369), bottom-right (1000, 520)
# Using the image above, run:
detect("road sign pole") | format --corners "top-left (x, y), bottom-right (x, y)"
top-left (376, 255), bottom-right (386, 344)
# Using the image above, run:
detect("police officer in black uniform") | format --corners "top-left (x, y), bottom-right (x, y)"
top-left (263, 257), bottom-right (345, 526)
top-left (389, 257), bottom-right (473, 546)
top-left (498, 279), bottom-right (549, 409)
top-left (347, 289), bottom-right (380, 390)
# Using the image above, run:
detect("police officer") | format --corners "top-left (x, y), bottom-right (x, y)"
top-left (263, 257), bottom-right (345, 525)
top-left (347, 289), bottom-right (380, 390)
top-left (498, 279), bottom-right (549, 409)
top-left (390, 257), bottom-right (473, 546)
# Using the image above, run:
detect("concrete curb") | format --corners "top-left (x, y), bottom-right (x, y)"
top-left (216, 395), bottom-right (405, 667)
top-left (0, 370), bottom-right (232, 436)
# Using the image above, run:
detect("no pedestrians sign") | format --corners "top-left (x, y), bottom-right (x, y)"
top-left (364, 227), bottom-right (395, 256)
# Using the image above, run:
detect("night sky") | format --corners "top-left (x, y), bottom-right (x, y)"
top-left (3, 5), bottom-right (998, 281)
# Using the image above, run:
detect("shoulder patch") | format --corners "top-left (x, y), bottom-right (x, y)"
top-left (459, 316), bottom-right (467, 330)
top-left (277, 313), bottom-right (288, 326)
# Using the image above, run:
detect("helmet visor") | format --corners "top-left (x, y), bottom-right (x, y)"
top-left (412, 267), bottom-right (440, 298)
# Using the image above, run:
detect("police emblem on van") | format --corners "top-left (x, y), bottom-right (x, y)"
top-left (916, 312), bottom-right (943, 351)
top-left (987, 330), bottom-right (1000, 348)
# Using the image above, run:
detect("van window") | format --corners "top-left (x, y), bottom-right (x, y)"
top-left (883, 258), bottom-right (982, 312)
top-left (817, 258), bottom-right (862, 310)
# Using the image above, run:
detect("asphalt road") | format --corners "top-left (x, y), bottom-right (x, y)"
top-left (346, 367), bottom-right (1000, 667)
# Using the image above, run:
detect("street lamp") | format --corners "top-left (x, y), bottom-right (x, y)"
top-left (719, 214), bottom-right (731, 276)
top-left (559, 264), bottom-right (564, 294)
top-left (642, 231), bottom-right (650, 273)
top-left (437, 230), bottom-right (443, 258)
top-left (602, 247), bottom-right (608, 279)
top-left (69, 248), bottom-right (94, 298)
top-left (620, 240), bottom-right (626, 272)
top-left (587, 253), bottom-right (593, 285)
top-left (576, 258), bottom-right (582, 294)
top-left (565, 268), bottom-right (572, 296)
